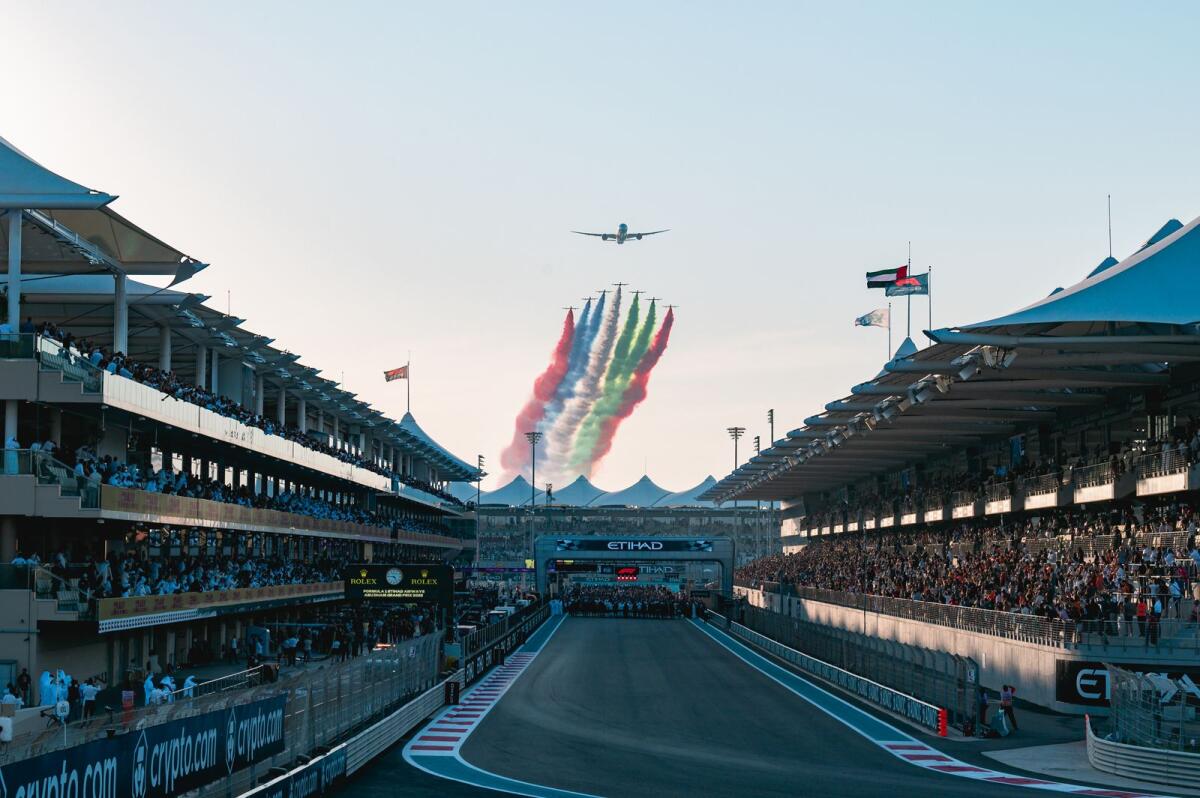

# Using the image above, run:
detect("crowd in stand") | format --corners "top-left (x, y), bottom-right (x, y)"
top-left (741, 502), bottom-right (1200, 639)
top-left (66, 552), bottom-right (348, 599)
top-left (564, 585), bottom-right (689, 618)
top-left (33, 322), bottom-right (464, 507)
top-left (15, 434), bottom-right (455, 537)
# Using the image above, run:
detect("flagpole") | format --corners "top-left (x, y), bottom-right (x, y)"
top-left (888, 301), bottom-right (892, 359)
top-left (406, 352), bottom-right (411, 414)
top-left (927, 265), bottom-right (933, 346)
top-left (906, 242), bottom-right (912, 340)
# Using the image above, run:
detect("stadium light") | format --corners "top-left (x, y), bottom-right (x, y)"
top-left (524, 431), bottom-right (543, 556)
top-left (727, 426), bottom-right (746, 508)
top-left (767, 408), bottom-right (775, 445)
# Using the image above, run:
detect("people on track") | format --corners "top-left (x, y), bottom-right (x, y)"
top-left (563, 585), bottom-right (688, 618)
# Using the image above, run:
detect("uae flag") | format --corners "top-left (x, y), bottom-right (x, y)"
top-left (866, 264), bottom-right (907, 289)
top-left (383, 365), bottom-right (409, 382)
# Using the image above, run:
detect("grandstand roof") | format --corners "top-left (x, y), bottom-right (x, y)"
top-left (702, 212), bottom-right (1200, 505)
top-left (655, 476), bottom-right (718, 508)
top-left (593, 475), bottom-right (670, 507)
top-left (463, 473), bottom-right (730, 508)
top-left (552, 475), bottom-right (608, 506)
top-left (395, 412), bottom-right (478, 480)
top-left (479, 475), bottom-right (544, 507)
top-left (968, 216), bottom-right (1200, 328)
top-left (0, 136), bottom-right (116, 209)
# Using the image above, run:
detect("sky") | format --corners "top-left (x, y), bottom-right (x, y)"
top-left (5, 1), bottom-right (1200, 492)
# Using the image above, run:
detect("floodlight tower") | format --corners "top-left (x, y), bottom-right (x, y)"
top-left (524, 431), bottom-right (543, 557)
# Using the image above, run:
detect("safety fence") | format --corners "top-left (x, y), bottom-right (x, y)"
top-left (739, 583), bottom-right (1200, 653)
top-left (717, 611), bottom-right (948, 736)
top-left (726, 600), bottom-right (975, 732)
top-left (1103, 663), bottom-right (1200, 754)
top-left (195, 632), bottom-right (442, 797)
top-left (461, 602), bottom-right (550, 685)
top-left (1087, 714), bottom-right (1200, 790)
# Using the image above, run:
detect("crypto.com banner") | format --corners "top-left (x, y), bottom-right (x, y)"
top-left (0, 693), bottom-right (286, 798)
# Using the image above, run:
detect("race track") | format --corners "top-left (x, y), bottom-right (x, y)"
top-left (348, 618), bottom-right (1166, 798)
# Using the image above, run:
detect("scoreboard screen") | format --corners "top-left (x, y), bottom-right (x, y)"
top-left (615, 566), bottom-right (640, 582)
top-left (553, 560), bottom-right (599, 573)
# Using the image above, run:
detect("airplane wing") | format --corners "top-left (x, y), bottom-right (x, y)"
top-left (629, 229), bottom-right (670, 238)
top-left (571, 231), bottom-right (611, 238)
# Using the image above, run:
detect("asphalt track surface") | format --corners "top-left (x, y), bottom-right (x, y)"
top-left (346, 618), bottom-right (1165, 798)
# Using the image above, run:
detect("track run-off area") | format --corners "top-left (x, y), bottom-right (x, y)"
top-left (340, 616), bottom-right (1177, 798)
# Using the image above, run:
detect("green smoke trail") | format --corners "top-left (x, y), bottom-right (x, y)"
top-left (570, 297), bottom-right (659, 470)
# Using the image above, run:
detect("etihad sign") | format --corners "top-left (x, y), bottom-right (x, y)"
top-left (606, 541), bottom-right (664, 551)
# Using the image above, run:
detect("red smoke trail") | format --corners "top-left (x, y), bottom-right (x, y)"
top-left (499, 309), bottom-right (575, 475)
top-left (586, 308), bottom-right (674, 471)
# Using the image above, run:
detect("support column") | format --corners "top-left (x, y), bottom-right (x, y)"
top-left (195, 345), bottom-right (207, 390)
top-left (297, 398), bottom-right (307, 434)
top-left (3, 400), bottom-right (17, 473)
top-left (0, 518), bottom-right (16, 562)
top-left (158, 324), bottom-right (172, 372)
top-left (210, 348), bottom-right (220, 394)
top-left (49, 408), bottom-right (62, 447)
top-left (277, 386), bottom-right (287, 426)
top-left (113, 273), bottom-right (128, 354)
top-left (332, 416), bottom-right (339, 447)
top-left (316, 409), bottom-right (324, 439)
top-left (7, 210), bottom-right (22, 328)
top-left (255, 373), bottom-right (265, 416)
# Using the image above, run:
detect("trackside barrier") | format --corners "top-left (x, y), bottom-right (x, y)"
top-left (721, 616), bottom-right (947, 736)
top-left (462, 603), bottom-right (551, 685)
top-left (345, 674), bottom-right (462, 776)
top-left (1085, 714), bottom-right (1200, 790)
top-left (239, 744), bottom-right (349, 798)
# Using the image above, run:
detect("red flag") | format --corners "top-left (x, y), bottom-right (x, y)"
top-left (383, 365), bottom-right (409, 382)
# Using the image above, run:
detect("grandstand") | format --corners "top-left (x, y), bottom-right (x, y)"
top-left (711, 214), bottom-right (1200, 712)
top-left (456, 473), bottom-right (779, 565)
top-left (0, 137), bottom-right (478, 714)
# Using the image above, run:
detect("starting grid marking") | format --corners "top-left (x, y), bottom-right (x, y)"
top-left (693, 620), bottom-right (1177, 798)
top-left (408, 653), bottom-right (537, 754)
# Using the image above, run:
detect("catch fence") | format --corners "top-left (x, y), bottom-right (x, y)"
top-left (1104, 663), bottom-right (1200, 754)
top-left (730, 600), bottom-right (978, 731)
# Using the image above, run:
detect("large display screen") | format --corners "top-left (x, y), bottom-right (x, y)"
top-left (343, 563), bottom-right (453, 607)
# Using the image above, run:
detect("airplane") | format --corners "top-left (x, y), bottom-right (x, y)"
top-left (612, 282), bottom-right (627, 290)
top-left (648, 296), bottom-right (662, 303)
top-left (562, 306), bottom-right (577, 313)
top-left (572, 223), bottom-right (669, 245)
top-left (631, 289), bottom-right (644, 298)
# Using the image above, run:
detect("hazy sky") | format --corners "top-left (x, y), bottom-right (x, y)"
top-left (7, 2), bottom-right (1199, 491)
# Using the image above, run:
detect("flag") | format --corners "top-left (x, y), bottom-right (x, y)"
top-left (383, 365), bottom-right (409, 382)
top-left (854, 308), bottom-right (889, 328)
top-left (867, 264), bottom-right (906, 289)
top-left (885, 272), bottom-right (929, 297)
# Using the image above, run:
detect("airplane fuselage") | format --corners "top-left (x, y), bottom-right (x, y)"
top-left (603, 223), bottom-right (631, 244)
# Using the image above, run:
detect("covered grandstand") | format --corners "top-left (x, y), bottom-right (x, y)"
top-left (703, 214), bottom-right (1200, 517)
top-left (459, 473), bottom-right (777, 565)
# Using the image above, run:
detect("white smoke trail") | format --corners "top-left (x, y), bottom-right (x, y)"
top-left (543, 287), bottom-right (622, 483)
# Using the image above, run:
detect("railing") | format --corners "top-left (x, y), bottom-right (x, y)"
top-left (1020, 472), bottom-right (1062, 497)
top-left (984, 481), bottom-right (1011, 503)
top-left (740, 582), bottom-right (1200, 652)
top-left (1135, 449), bottom-right (1191, 481)
top-left (1074, 461), bottom-right (1116, 489)
top-left (35, 336), bottom-right (103, 392)
top-left (950, 489), bottom-right (980, 507)
top-left (1088, 713), bottom-right (1200, 789)
top-left (1, 449), bottom-right (101, 508)
top-left (0, 332), bottom-right (36, 359)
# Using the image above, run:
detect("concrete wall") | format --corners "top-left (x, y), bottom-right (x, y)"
top-left (736, 587), bottom-right (1200, 716)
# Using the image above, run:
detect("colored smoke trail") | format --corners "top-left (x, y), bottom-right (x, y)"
top-left (586, 306), bottom-right (675, 470)
top-left (570, 298), bottom-right (655, 470)
top-left (540, 295), bottom-right (598, 431)
top-left (543, 287), bottom-right (622, 477)
top-left (498, 308), bottom-right (574, 475)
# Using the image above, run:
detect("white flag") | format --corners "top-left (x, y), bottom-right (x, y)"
top-left (854, 308), bottom-right (889, 328)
